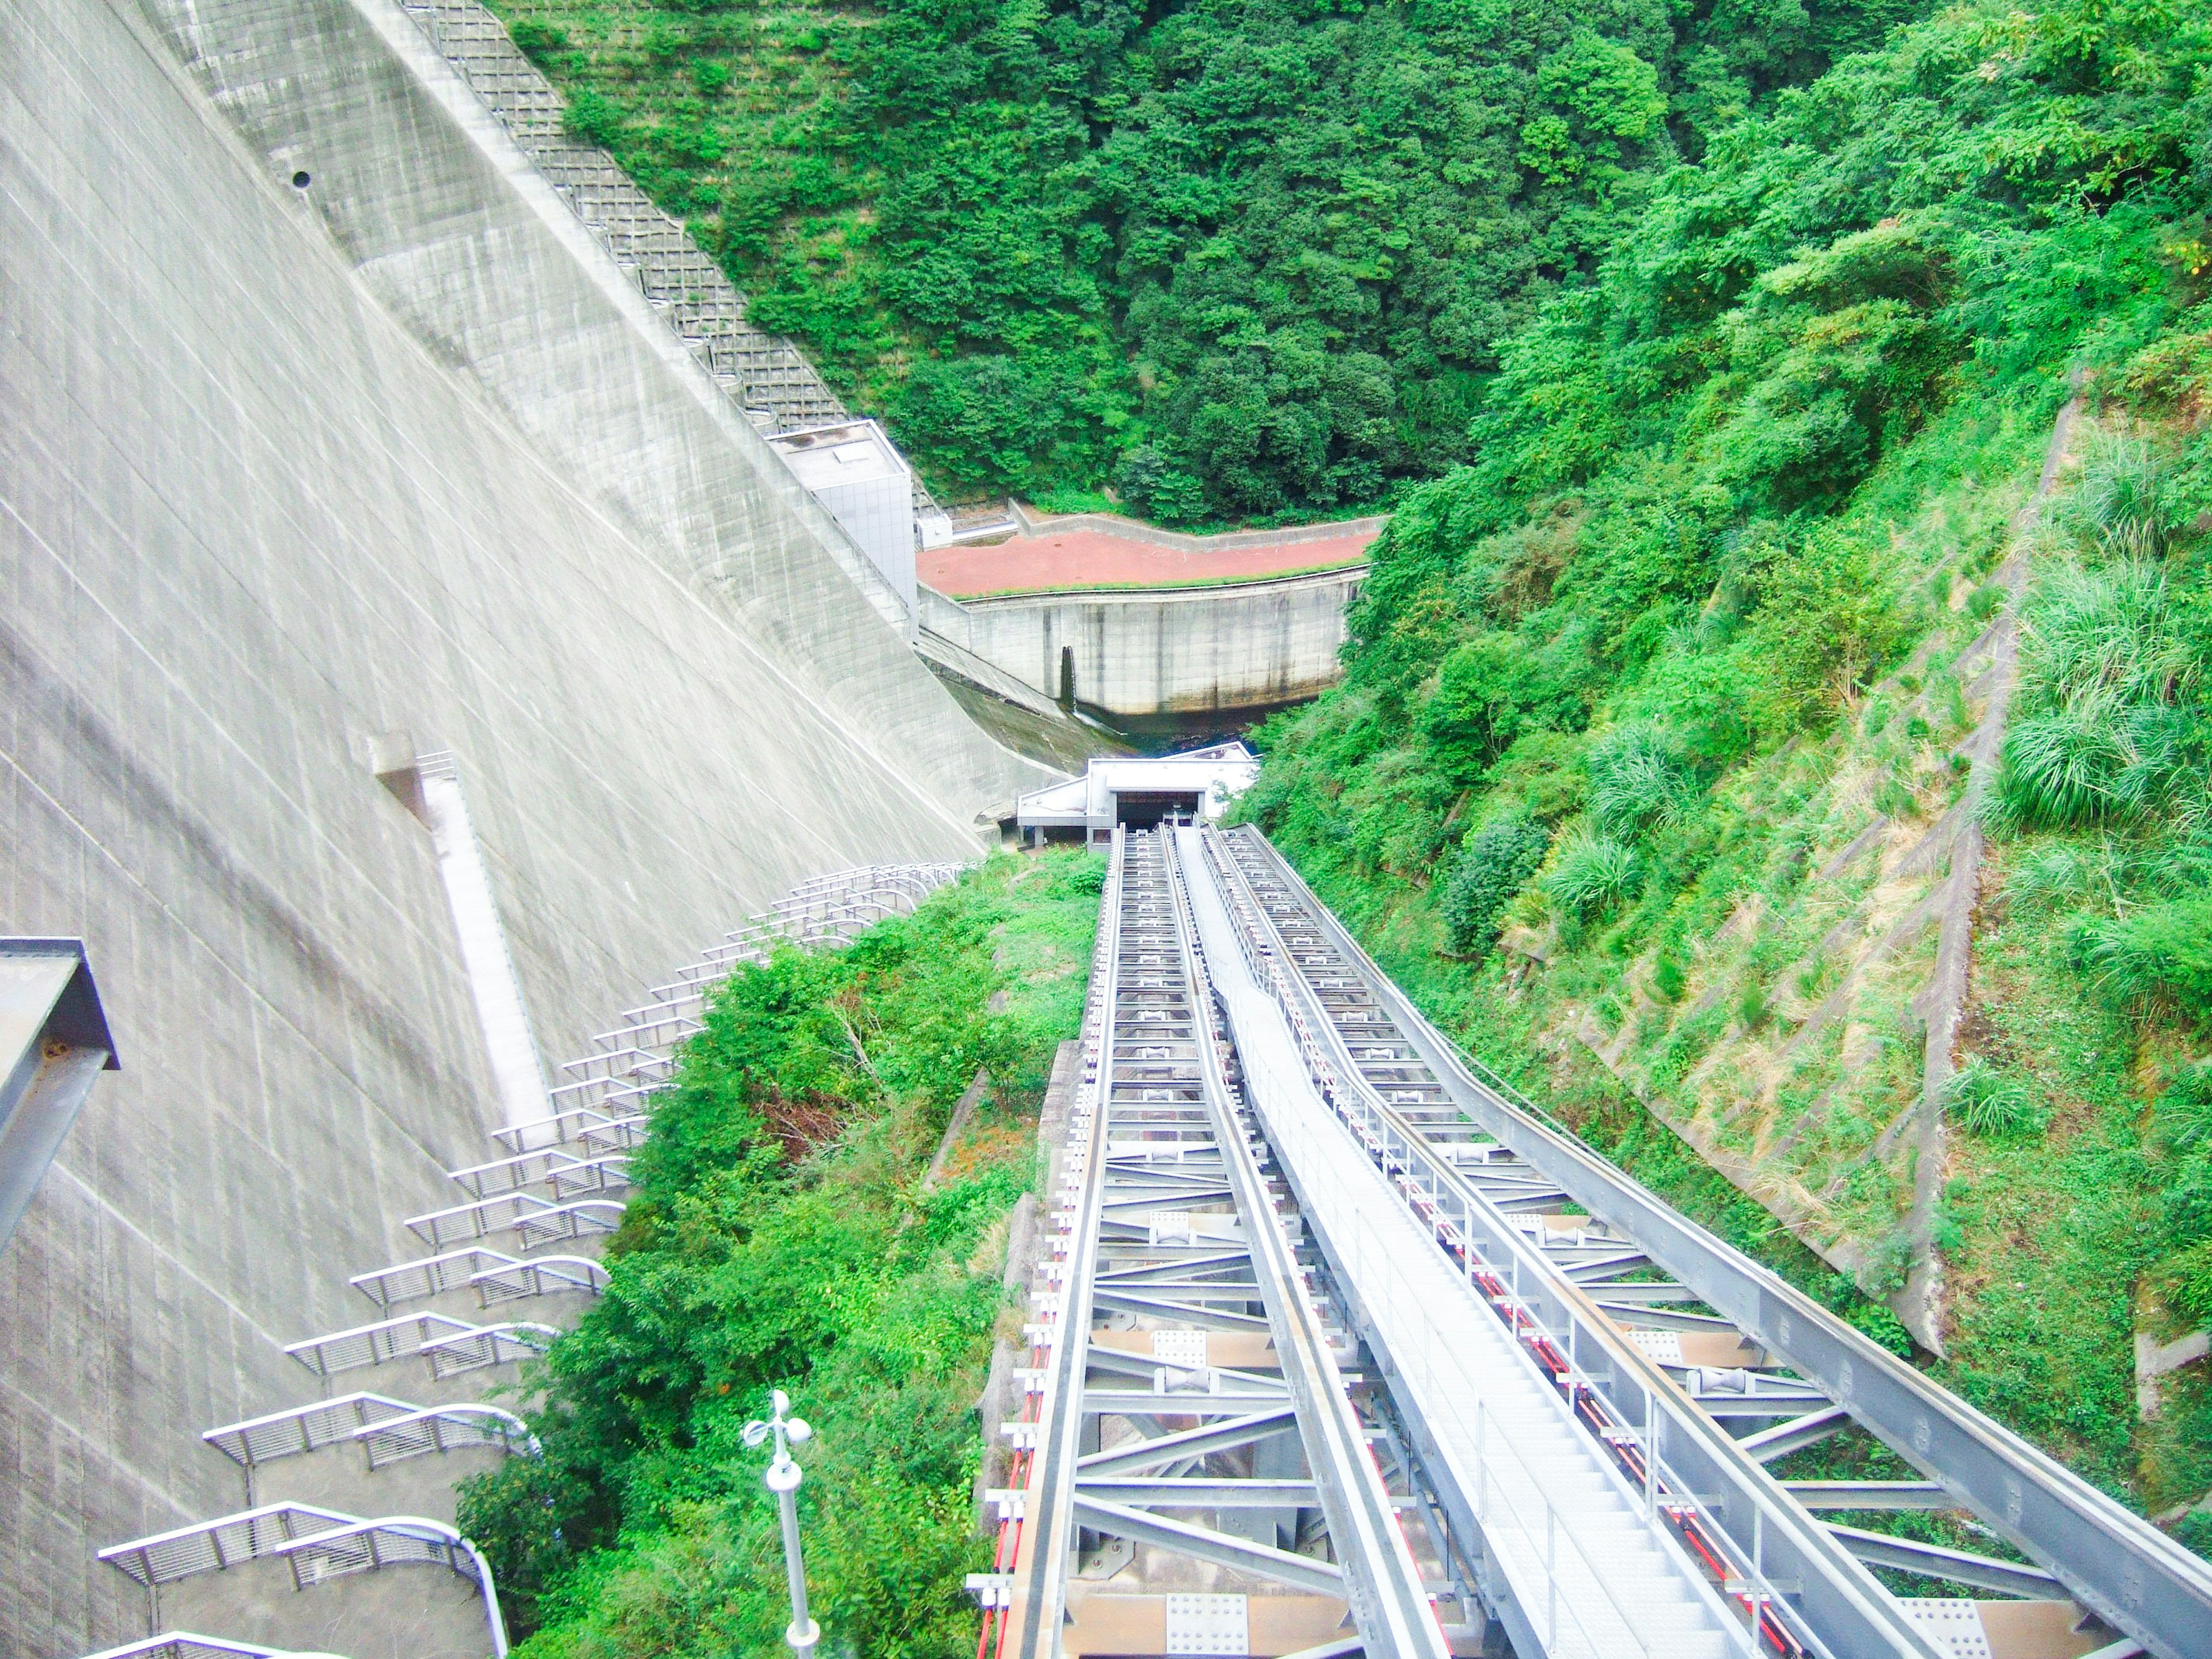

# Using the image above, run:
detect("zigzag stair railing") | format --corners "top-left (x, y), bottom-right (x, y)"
top-left (85, 863), bottom-right (966, 1658)
top-left (98, 1503), bottom-right (507, 1655)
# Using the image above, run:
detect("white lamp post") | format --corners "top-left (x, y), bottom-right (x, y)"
top-left (744, 1388), bottom-right (819, 1656)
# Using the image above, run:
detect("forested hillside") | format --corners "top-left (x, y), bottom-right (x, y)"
top-left (487, 0), bottom-right (1911, 516)
top-left (1236, 0), bottom-right (2212, 1540)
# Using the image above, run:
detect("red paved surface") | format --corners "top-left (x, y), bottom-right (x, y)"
top-left (921, 526), bottom-right (1377, 597)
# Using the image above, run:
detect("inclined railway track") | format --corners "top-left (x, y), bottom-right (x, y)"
top-left (995, 821), bottom-right (2212, 1658)
top-left (983, 830), bottom-right (1455, 1658)
top-left (1202, 823), bottom-right (2212, 1659)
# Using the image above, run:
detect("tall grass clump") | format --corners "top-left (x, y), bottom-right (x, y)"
top-left (2062, 434), bottom-right (2172, 562)
top-left (1943, 1057), bottom-right (2048, 1138)
top-left (1994, 562), bottom-right (2206, 832)
top-left (1586, 725), bottom-right (1699, 842)
top-left (2070, 896), bottom-right (2212, 1023)
top-left (1545, 832), bottom-right (1639, 922)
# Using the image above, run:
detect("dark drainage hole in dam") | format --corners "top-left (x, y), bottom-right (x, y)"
top-left (291, 171), bottom-right (312, 188)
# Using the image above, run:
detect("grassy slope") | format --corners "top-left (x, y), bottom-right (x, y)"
top-left (467, 850), bottom-right (1103, 1659)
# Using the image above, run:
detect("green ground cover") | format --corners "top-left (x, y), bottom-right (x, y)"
top-left (482, 0), bottom-right (1911, 518)
top-left (462, 849), bottom-right (1103, 1657)
top-left (1233, 0), bottom-right (2212, 1547)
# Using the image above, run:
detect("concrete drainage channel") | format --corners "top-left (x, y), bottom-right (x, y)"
top-left (72, 868), bottom-right (966, 1659)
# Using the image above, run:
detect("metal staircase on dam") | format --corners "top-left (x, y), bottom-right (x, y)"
top-left (396, 0), bottom-right (847, 438)
top-left (77, 865), bottom-right (965, 1659)
top-left (976, 825), bottom-right (2212, 1659)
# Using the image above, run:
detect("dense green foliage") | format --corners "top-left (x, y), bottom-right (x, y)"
top-left (1229, 0), bottom-right (2212, 1533)
top-left (488, 0), bottom-right (1921, 516)
top-left (467, 852), bottom-right (1101, 1657)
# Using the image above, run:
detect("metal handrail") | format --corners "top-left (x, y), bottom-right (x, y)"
top-left (351, 1245), bottom-right (518, 1306)
top-left (351, 1244), bottom-right (607, 1308)
top-left (100, 1503), bottom-right (510, 1657)
top-left (1200, 830), bottom-right (1910, 1659)
top-left (79, 1636), bottom-right (293, 1659)
top-left (1229, 827), bottom-right (2212, 1656)
top-left (354, 1403), bottom-right (539, 1468)
top-left (202, 1393), bottom-right (537, 1471)
top-left (445, 1145), bottom-right (630, 1199)
top-left (203, 1393), bottom-right (421, 1468)
top-left (284, 1311), bottom-right (551, 1378)
top-left (404, 1190), bottom-right (624, 1250)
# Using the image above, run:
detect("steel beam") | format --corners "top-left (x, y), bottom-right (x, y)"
top-left (1074, 1407), bottom-right (1300, 1476)
top-left (1784, 1483), bottom-right (1955, 1511)
top-left (1069, 1497), bottom-right (1344, 1595)
top-left (1826, 1525), bottom-right (2065, 1598)
top-left (0, 940), bottom-right (116, 1253)
top-left (1074, 1477), bottom-right (1322, 1508)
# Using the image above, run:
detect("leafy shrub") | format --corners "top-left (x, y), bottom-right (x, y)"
top-left (508, 18), bottom-right (569, 65)
top-left (2071, 896), bottom-right (2212, 1021)
top-left (1544, 831), bottom-right (1639, 921)
top-left (561, 88), bottom-right (622, 147)
top-left (1942, 1057), bottom-right (2048, 1138)
top-left (1738, 528), bottom-right (1908, 736)
top-left (1651, 952), bottom-right (1687, 1003)
top-left (2177, 1509), bottom-right (2212, 1563)
top-left (1440, 817), bottom-right (1550, 956)
top-left (1847, 1300), bottom-right (1916, 1358)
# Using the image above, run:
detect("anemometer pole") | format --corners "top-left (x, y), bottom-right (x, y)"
top-left (747, 1389), bottom-right (819, 1656)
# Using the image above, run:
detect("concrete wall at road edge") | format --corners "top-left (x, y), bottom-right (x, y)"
top-left (922, 566), bottom-right (1364, 719)
top-left (0, 0), bottom-right (1028, 1647)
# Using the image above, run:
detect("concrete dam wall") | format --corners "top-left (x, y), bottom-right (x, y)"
top-left (0, 0), bottom-right (1036, 1647)
top-left (921, 565), bottom-right (1365, 721)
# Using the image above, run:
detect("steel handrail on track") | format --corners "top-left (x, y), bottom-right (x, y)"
top-left (996, 830), bottom-right (1122, 1655)
top-left (1187, 830), bottom-right (1755, 1659)
top-left (1160, 828), bottom-right (1449, 1657)
top-left (1228, 825), bottom-right (2212, 1658)
top-left (1198, 827), bottom-right (1930, 1659)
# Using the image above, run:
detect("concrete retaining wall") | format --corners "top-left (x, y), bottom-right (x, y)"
top-left (0, 0), bottom-right (1030, 1647)
top-left (921, 567), bottom-right (1363, 718)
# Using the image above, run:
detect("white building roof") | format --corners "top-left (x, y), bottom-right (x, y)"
top-left (767, 421), bottom-right (908, 491)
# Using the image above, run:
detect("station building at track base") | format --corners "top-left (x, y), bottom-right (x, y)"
top-left (1014, 744), bottom-right (1260, 843)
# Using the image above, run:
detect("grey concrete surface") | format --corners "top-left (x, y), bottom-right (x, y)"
top-left (921, 567), bottom-right (1362, 720)
top-left (250, 1439), bottom-right (511, 1524)
top-left (154, 1553), bottom-right (497, 1659)
top-left (0, 0), bottom-right (1037, 1646)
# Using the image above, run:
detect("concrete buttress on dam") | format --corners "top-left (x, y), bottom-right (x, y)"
top-left (0, 0), bottom-right (1044, 1645)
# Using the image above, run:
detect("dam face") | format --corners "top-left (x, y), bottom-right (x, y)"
top-left (0, 0), bottom-right (1033, 1646)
